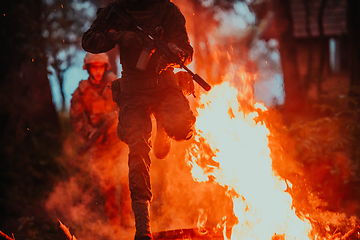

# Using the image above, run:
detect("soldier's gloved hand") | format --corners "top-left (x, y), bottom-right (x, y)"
top-left (156, 43), bottom-right (187, 74)
top-left (156, 54), bottom-right (171, 74)
top-left (87, 127), bottom-right (106, 144)
top-left (87, 128), bottom-right (98, 139)
top-left (176, 71), bottom-right (195, 96)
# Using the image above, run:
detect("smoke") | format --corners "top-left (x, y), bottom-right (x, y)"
top-left (45, 131), bottom-right (134, 240)
top-left (213, 2), bottom-right (255, 38)
top-left (45, 117), bottom-right (234, 239)
top-left (149, 139), bottom-right (234, 233)
top-left (173, 0), bottom-right (284, 106)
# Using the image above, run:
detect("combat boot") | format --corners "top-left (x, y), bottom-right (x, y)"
top-left (132, 200), bottom-right (153, 240)
top-left (153, 123), bottom-right (171, 159)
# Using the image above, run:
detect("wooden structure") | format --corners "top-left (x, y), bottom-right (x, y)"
top-left (290, 0), bottom-right (350, 99)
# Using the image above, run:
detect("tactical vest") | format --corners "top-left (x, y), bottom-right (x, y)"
top-left (78, 73), bottom-right (117, 127)
top-left (112, 0), bottom-right (169, 74)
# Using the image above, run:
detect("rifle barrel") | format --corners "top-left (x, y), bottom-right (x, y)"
top-left (181, 64), bottom-right (211, 91)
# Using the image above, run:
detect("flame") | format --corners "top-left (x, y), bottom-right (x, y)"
top-left (187, 81), bottom-right (312, 240)
top-left (58, 219), bottom-right (78, 240)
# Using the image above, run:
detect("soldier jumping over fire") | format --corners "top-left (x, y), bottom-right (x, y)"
top-left (82, 0), bottom-right (198, 239)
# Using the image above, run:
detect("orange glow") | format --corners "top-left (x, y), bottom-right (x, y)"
top-left (187, 81), bottom-right (313, 240)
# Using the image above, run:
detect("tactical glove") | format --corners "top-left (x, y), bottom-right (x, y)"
top-left (156, 43), bottom-right (187, 73)
top-left (176, 71), bottom-right (195, 96)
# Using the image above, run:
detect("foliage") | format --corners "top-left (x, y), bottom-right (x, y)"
top-left (264, 91), bottom-right (360, 238)
top-left (42, 0), bottom-right (98, 111)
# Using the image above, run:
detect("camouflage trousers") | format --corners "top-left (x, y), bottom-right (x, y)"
top-left (116, 83), bottom-right (196, 202)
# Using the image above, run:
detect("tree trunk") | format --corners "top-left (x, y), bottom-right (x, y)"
top-left (304, 0), bottom-right (314, 92)
top-left (316, 0), bottom-right (328, 97)
top-left (0, 0), bottom-right (62, 222)
top-left (0, 0), bottom-right (61, 147)
top-left (271, 0), bottom-right (304, 112)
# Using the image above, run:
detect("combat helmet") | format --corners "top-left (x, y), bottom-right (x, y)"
top-left (83, 53), bottom-right (111, 70)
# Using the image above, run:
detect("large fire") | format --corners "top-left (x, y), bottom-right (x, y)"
top-left (187, 81), bottom-right (312, 240)
top-left (40, 2), bottom-right (360, 240)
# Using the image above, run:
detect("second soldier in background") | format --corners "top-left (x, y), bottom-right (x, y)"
top-left (70, 52), bottom-right (133, 236)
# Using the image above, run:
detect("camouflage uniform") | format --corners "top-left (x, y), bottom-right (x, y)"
top-left (70, 72), bottom-right (118, 139)
top-left (70, 71), bottom-right (133, 233)
top-left (82, 0), bottom-right (196, 239)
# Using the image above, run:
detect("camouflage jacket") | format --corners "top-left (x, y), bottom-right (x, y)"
top-left (70, 72), bottom-right (118, 139)
top-left (82, 0), bottom-right (193, 78)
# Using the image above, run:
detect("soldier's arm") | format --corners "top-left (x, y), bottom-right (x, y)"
top-left (82, 4), bottom-right (116, 54)
top-left (162, 2), bottom-right (194, 66)
top-left (70, 88), bottom-right (96, 139)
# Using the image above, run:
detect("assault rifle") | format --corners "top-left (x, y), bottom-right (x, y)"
top-left (106, 4), bottom-right (211, 91)
top-left (77, 111), bottom-right (118, 157)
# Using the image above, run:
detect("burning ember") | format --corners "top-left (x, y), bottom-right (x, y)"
top-left (187, 81), bottom-right (312, 240)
